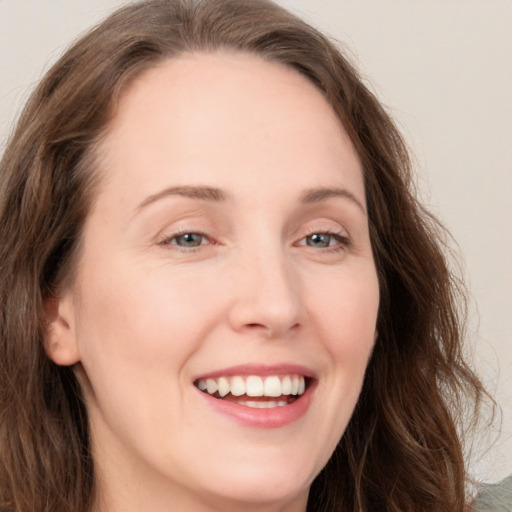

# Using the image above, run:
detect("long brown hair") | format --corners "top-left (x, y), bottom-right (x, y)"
top-left (0, 1), bottom-right (488, 511)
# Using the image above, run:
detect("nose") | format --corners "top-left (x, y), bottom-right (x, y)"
top-left (227, 248), bottom-right (304, 339)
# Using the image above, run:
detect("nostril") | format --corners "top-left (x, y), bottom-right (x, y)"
top-left (243, 321), bottom-right (301, 339)
top-left (246, 323), bottom-right (272, 337)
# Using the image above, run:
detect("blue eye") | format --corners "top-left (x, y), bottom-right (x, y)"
top-left (305, 233), bottom-right (339, 248)
top-left (171, 233), bottom-right (205, 248)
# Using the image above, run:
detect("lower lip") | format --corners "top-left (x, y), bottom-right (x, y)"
top-left (196, 384), bottom-right (315, 428)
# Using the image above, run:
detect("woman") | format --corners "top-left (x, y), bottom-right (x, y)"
top-left (0, 1), bottom-right (490, 511)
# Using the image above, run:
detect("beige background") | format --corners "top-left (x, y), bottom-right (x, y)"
top-left (1, 0), bottom-right (510, 483)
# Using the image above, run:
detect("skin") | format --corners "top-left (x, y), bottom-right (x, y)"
top-left (46, 52), bottom-right (380, 512)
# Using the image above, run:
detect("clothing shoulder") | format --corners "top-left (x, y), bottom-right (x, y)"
top-left (473, 474), bottom-right (512, 512)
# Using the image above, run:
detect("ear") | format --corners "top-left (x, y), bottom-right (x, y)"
top-left (43, 292), bottom-right (81, 366)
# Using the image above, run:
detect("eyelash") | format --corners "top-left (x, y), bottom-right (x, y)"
top-left (296, 229), bottom-right (350, 253)
top-left (157, 230), bottom-right (213, 251)
top-left (158, 229), bottom-right (350, 253)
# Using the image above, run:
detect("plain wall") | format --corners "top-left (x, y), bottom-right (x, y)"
top-left (1, 0), bottom-right (510, 483)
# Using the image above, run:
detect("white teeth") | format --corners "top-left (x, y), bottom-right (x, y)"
top-left (206, 378), bottom-right (218, 394)
top-left (239, 400), bottom-right (288, 408)
top-left (291, 375), bottom-right (299, 395)
top-left (218, 377), bottom-right (230, 397)
top-left (281, 376), bottom-right (292, 395)
top-left (196, 374), bottom-right (308, 399)
top-left (230, 376), bottom-right (245, 397)
top-left (246, 376), bottom-right (264, 397)
top-left (298, 376), bottom-right (305, 395)
top-left (263, 376), bottom-right (282, 397)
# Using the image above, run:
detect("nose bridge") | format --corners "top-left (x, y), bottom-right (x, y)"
top-left (228, 236), bottom-right (303, 337)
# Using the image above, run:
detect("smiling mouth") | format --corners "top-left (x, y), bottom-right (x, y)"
top-left (194, 374), bottom-right (309, 408)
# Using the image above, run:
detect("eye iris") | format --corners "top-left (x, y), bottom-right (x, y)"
top-left (175, 233), bottom-right (203, 247)
top-left (307, 233), bottom-right (331, 248)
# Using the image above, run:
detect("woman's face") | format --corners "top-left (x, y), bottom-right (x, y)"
top-left (50, 52), bottom-right (379, 511)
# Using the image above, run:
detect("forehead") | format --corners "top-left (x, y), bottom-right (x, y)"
top-left (96, 51), bottom-right (363, 206)
top-left (113, 51), bottom-right (336, 125)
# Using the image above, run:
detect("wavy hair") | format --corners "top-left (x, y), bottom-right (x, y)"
top-left (0, 1), bottom-right (488, 511)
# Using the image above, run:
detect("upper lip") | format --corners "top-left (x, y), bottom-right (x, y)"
top-left (193, 363), bottom-right (317, 381)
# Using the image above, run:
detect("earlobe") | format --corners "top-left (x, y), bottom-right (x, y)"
top-left (43, 294), bottom-right (81, 366)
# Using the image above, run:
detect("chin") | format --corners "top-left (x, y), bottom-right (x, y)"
top-left (201, 474), bottom-right (310, 510)
top-left (188, 449), bottom-right (318, 508)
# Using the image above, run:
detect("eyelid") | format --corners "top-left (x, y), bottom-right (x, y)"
top-left (156, 228), bottom-right (213, 248)
top-left (298, 221), bottom-right (349, 239)
top-left (294, 222), bottom-right (352, 252)
top-left (296, 230), bottom-right (350, 246)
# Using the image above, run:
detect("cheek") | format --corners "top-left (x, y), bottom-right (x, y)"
top-left (310, 264), bottom-right (379, 353)
top-left (72, 261), bottom-right (227, 449)
top-left (309, 265), bottom-right (377, 421)
top-left (74, 259), bottom-right (225, 376)
top-left (298, 265), bottom-right (378, 466)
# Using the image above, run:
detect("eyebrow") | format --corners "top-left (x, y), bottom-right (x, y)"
top-left (135, 184), bottom-right (366, 215)
top-left (136, 185), bottom-right (226, 211)
top-left (300, 187), bottom-right (366, 215)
